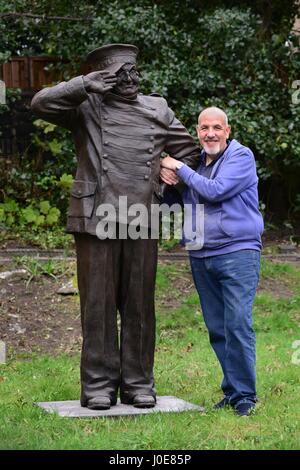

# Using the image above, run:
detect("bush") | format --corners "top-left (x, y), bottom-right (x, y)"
top-left (1, 1), bottom-right (300, 227)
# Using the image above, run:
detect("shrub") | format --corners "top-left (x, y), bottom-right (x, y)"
top-left (1, 1), bottom-right (300, 225)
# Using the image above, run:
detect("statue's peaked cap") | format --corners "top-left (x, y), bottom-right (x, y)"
top-left (86, 44), bottom-right (139, 73)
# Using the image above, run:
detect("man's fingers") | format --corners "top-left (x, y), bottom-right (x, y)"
top-left (161, 175), bottom-right (176, 185)
top-left (160, 168), bottom-right (179, 185)
top-left (160, 173), bottom-right (178, 185)
top-left (161, 168), bottom-right (177, 178)
top-left (163, 175), bottom-right (178, 184)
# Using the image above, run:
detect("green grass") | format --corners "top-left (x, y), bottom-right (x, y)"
top-left (0, 258), bottom-right (299, 450)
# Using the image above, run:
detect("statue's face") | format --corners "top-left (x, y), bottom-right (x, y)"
top-left (113, 63), bottom-right (140, 99)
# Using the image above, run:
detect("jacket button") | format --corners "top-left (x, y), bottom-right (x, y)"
top-left (104, 141), bottom-right (108, 145)
top-left (146, 161), bottom-right (151, 166)
top-left (144, 175), bottom-right (149, 180)
top-left (151, 125), bottom-right (155, 129)
top-left (103, 116), bottom-right (108, 120)
top-left (103, 167), bottom-right (108, 172)
top-left (77, 190), bottom-right (82, 195)
top-left (150, 136), bottom-right (154, 141)
top-left (103, 154), bottom-right (108, 159)
top-left (148, 148), bottom-right (153, 153)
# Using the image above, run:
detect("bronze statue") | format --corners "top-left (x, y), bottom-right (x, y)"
top-left (31, 44), bottom-right (199, 410)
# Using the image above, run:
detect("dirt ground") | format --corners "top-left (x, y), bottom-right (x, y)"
top-left (0, 269), bottom-right (82, 356)
top-left (0, 251), bottom-right (297, 356)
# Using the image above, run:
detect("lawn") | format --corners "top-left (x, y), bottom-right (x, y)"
top-left (0, 258), bottom-right (299, 450)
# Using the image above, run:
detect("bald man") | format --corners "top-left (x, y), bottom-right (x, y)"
top-left (160, 107), bottom-right (264, 417)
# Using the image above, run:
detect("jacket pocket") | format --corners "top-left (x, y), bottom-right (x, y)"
top-left (68, 180), bottom-right (97, 218)
top-left (218, 212), bottom-right (234, 237)
top-left (204, 210), bottom-right (232, 246)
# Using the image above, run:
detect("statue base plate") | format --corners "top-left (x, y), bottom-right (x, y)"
top-left (36, 396), bottom-right (204, 418)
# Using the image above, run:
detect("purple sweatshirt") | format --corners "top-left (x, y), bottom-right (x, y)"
top-left (176, 139), bottom-right (264, 258)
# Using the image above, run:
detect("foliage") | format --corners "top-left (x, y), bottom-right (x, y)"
top-left (0, 0), bottom-right (300, 232)
top-left (0, 197), bottom-right (60, 229)
top-left (0, 195), bottom-right (73, 249)
top-left (0, 116), bottom-right (74, 225)
top-left (14, 255), bottom-right (73, 286)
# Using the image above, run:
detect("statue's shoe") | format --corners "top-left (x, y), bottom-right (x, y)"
top-left (122, 395), bottom-right (156, 408)
top-left (131, 395), bottom-right (156, 408)
top-left (85, 396), bottom-right (117, 410)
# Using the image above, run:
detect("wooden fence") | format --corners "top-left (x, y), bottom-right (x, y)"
top-left (0, 56), bottom-right (65, 89)
top-left (0, 56), bottom-right (68, 156)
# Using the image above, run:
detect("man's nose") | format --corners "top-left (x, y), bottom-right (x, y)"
top-left (207, 128), bottom-right (216, 137)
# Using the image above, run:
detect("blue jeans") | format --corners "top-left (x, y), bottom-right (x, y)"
top-left (190, 249), bottom-right (260, 405)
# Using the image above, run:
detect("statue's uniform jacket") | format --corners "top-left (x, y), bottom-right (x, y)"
top-left (31, 75), bottom-right (199, 233)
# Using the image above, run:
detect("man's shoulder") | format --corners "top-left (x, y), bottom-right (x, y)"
top-left (228, 139), bottom-right (254, 158)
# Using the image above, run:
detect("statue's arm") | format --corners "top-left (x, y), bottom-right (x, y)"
top-left (160, 107), bottom-right (200, 196)
top-left (31, 71), bottom-right (117, 130)
top-left (31, 75), bottom-right (89, 130)
top-left (164, 108), bottom-right (200, 170)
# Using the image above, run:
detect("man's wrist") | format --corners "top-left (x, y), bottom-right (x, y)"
top-left (175, 161), bottom-right (185, 171)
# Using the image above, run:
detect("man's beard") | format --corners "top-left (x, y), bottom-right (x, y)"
top-left (202, 141), bottom-right (221, 157)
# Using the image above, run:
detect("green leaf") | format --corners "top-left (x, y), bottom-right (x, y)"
top-left (58, 174), bottom-right (74, 190)
top-left (21, 207), bottom-right (38, 224)
top-left (48, 139), bottom-right (63, 156)
top-left (6, 215), bottom-right (15, 226)
top-left (36, 215), bottom-right (46, 226)
top-left (46, 207), bottom-right (60, 225)
top-left (39, 201), bottom-right (51, 215)
top-left (33, 119), bottom-right (56, 133)
top-left (3, 199), bottom-right (19, 213)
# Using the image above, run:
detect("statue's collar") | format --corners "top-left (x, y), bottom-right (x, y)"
top-left (104, 92), bottom-right (140, 106)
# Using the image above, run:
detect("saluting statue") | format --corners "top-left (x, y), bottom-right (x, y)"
top-left (31, 44), bottom-right (199, 410)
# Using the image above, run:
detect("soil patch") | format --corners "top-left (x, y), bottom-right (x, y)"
top-left (0, 270), bottom-right (81, 356)
top-left (0, 258), bottom-right (297, 356)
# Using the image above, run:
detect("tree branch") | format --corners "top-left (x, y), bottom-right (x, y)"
top-left (0, 12), bottom-right (93, 21)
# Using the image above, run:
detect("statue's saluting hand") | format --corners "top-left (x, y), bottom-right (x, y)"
top-left (83, 70), bottom-right (117, 94)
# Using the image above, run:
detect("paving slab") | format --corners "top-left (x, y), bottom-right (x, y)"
top-left (36, 396), bottom-right (204, 418)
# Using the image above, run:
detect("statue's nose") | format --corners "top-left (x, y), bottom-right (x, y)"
top-left (126, 74), bottom-right (133, 82)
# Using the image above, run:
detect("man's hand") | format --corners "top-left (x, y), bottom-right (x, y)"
top-left (160, 167), bottom-right (179, 185)
top-left (83, 70), bottom-right (117, 94)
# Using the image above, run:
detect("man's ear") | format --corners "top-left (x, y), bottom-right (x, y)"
top-left (226, 125), bottom-right (231, 138)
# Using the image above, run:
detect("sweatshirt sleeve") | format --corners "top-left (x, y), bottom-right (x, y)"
top-left (176, 147), bottom-right (258, 202)
top-left (31, 75), bottom-right (89, 130)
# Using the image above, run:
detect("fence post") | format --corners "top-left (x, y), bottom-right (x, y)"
top-left (0, 80), bottom-right (6, 105)
top-left (0, 341), bottom-right (6, 364)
